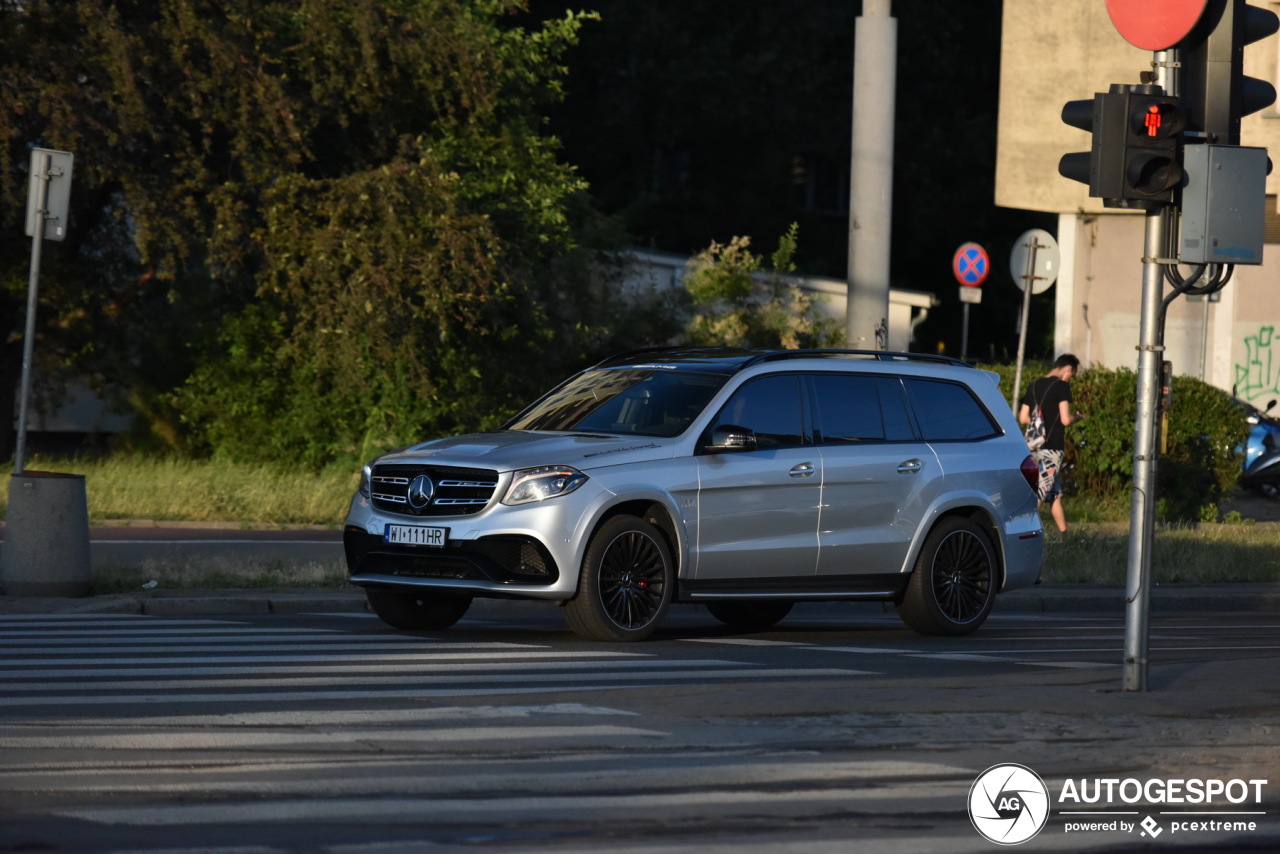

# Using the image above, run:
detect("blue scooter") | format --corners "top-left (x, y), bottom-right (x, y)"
top-left (1240, 398), bottom-right (1280, 498)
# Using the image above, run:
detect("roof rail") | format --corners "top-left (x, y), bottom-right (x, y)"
top-left (589, 347), bottom-right (973, 373)
top-left (744, 349), bottom-right (972, 369)
top-left (591, 346), bottom-right (682, 368)
top-left (589, 346), bottom-right (765, 370)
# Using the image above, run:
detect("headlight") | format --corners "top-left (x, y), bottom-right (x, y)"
top-left (502, 465), bottom-right (588, 505)
top-left (358, 464), bottom-right (373, 498)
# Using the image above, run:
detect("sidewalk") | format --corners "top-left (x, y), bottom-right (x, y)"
top-left (2, 583), bottom-right (1278, 617)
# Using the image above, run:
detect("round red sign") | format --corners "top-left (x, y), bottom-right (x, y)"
top-left (952, 242), bottom-right (989, 287)
top-left (1105, 0), bottom-right (1208, 51)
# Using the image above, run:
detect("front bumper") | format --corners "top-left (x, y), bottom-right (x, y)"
top-left (344, 526), bottom-right (561, 590)
top-left (343, 479), bottom-right (612, 600)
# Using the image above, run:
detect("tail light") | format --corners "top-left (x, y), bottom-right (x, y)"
top-left (1020, 456), bottom-right (1040, 493)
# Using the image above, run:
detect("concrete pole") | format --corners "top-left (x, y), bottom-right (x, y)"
top-left (847, 0), bottom-right (896, 350)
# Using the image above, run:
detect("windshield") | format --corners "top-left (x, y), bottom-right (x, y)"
top-left (507, 368), bottom-right (728, 437)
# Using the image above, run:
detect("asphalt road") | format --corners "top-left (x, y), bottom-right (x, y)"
top-left (1, 603), bottom-right (1277, 853)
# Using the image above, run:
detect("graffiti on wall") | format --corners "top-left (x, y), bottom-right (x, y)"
top-left (1236, 325), bottom-right (1280, 403)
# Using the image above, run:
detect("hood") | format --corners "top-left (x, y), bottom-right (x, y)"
top-left (377, 430), bottom-right (679, 472)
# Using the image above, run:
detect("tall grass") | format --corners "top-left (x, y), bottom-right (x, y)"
top-left (1041, 521), bottom-right (1280, 585)
top-left (1, 456), bottom-right (358, 526)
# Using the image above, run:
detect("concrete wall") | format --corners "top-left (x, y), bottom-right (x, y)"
top-left (1055, 212), bottom-right (1280, 406)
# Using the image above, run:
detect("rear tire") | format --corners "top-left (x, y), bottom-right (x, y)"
top-left (896, 517), bottom-right (996, 636)
top-left (365, 588), bottom-right (472, 631)
top-left (705, 600), bottom-right (793, 631)
top-left (564, 515), bottom-right (673, 642)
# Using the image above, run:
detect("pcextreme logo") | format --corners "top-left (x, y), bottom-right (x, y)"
top-left (967, 765), bottom-right (1271, 846)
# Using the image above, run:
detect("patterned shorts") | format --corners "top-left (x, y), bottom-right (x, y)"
top-left (1031, 449), bottom-right (1064, 503)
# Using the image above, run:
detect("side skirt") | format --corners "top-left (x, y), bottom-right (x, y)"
top-left (677, 573), bottom-right (909, 603)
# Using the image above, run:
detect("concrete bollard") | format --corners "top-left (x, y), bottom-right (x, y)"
top-left (1, 472), bottom-right (92, 597)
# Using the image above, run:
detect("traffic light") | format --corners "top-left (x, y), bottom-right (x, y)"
top-left (1181, 0), bottom-right (1279, 145)
top-left (1059, 85), bottom-right (1185, 208)
top-left (1120, 92), bottom-right (1184, 204)
top-left (1057, 96), bottom-right (1102, 191)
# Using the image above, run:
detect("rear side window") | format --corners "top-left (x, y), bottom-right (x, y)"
top-left (901, 378), bottom-right (1000, 441)
top-left (810, 374), bottom-right (915, 442)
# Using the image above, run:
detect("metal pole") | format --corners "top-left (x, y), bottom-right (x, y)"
top-left (847, 0), bottom-right (895, 350)
top-left (1010, 237), bottom-right (1039, 409)
top-left (961, 302), bottom-right (970, 360)
top-left (1123, 208), bottom-right (1166, 693)
top-left (1199, 297), bottom-right (1210, 380)
top-left (1123, 50), bottom-right (1175, 692)
top-left (14, 151), bottom-right (51, 474)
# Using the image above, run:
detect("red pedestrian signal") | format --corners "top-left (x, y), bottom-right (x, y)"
top-left (1059, 87), bottom-right (1184, 208)
top-left (1123, 95), bottom-right (1184, 202)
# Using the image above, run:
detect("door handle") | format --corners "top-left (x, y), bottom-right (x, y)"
top-left (897, 459), bottom-right (923, 474)
top-left (789, 462), bottom-right (816, 478)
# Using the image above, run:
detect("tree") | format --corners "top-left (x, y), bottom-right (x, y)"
top-left (1, 0), bottom-right (599, 465)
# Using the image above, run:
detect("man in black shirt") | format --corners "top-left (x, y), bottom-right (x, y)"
top-left (1018, 354), bottom-right (1085, 536)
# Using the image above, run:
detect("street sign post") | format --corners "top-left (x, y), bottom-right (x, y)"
top-left (1009, 229), bottom-right (1060, 409)
top-left (952, 242), bottom-right (988, 360)
top-left (24, 148), bottom-right (73, 242)
top-left (15, 148), bottom-right (74, 473)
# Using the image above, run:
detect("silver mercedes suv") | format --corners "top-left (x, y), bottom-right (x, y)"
top-left (344, 348), bottom-right (1044, 641)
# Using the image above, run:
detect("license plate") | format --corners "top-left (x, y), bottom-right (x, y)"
top-left (384, 524), bottom-right (448, 547)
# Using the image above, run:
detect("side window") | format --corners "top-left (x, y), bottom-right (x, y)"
top-left (810, 374), bottom-right (885, 441)
top-left (709, 374), bottom-right (806, 449)
top-left (874, 377), bottom-right (917, 440)
top-left (901, 378), bottom-right (1000, 441)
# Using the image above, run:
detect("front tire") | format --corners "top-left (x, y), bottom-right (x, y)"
top-left (365, 588), bottom-right (472, 631)
top-left (896, 517), bottom-right (996, 636)
top-left (564, 515), bottom-right (674, 642)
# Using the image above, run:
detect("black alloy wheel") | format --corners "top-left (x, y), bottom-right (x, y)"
top-left (897, 516), bottom-right (996, 636)
top-left (564, 515), bottom-right (674, 642)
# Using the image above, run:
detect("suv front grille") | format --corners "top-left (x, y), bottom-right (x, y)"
top-left (370, 464), bottom-right (499, 517)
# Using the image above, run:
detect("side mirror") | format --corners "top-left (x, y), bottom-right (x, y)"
top-left (706, 424), bottom-right (757, 453)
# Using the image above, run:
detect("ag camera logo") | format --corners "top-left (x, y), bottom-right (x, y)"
top-left (969, 764), bottom-right (1050, 845)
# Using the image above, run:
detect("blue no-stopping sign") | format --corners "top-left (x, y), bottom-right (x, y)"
top-left (952, 242), bottom-right (989, 287)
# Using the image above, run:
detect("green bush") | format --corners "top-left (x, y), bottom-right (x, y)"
top-left (979, 361), bottom-right (1049, 410)
top-left (978, 362), bottom-right (1248, 521)
top-left (1067, 367), bottom-right (1246, 521)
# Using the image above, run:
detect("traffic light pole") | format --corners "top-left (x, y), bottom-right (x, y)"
top-left (1123, 50), bottom-right (1176, 693)
top-left (1124, 207), bottom-right (1167, 692)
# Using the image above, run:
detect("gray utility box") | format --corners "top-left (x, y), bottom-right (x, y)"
top-left (1180, 144), bottom-right (1267, 266)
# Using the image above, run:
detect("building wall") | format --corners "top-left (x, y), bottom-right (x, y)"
top-left (998, 0), bottom-right (1280, 406)
top-left (1055, 213), bottom-right (1280, 407)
